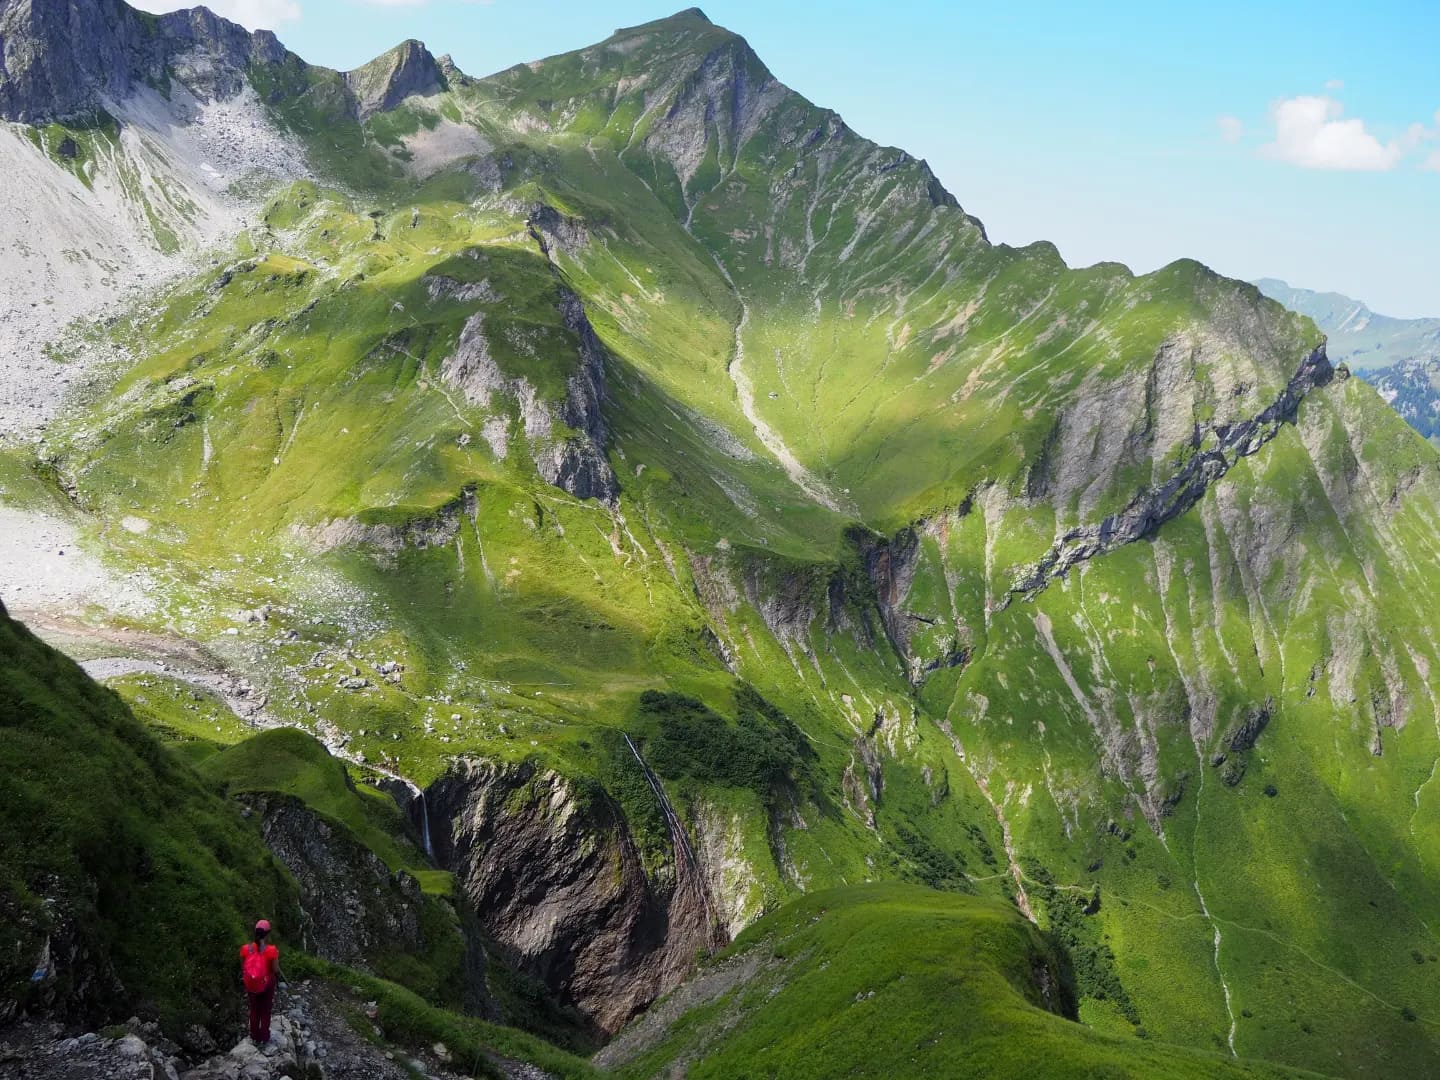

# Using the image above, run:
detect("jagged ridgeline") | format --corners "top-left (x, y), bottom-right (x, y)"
top-left (3, 1), bottom-right (1440, 1077)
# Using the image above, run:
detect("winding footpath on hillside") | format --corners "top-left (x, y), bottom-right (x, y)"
top-left (29, 613), bottom-right (442, 832)
top-left (0, 979), bottom-right (539, 1080)
top-left (1189, 744), bottom-right (1239, 1056)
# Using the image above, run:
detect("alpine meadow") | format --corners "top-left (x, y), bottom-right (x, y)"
top-left (1, 3), bottom-right (1438, 1078)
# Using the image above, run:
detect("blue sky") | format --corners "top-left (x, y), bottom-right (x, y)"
top-left (139, 0), bottom-right (1440, 316)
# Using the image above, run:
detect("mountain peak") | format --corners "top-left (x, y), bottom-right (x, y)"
top-left (344, 37), bottom-right (446, 119)
top-left (0, 0), bottom-right (286, 122)
top-left (613, 6), bottom-right (727, 40)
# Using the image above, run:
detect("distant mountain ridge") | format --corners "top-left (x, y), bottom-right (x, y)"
top-left (1366, 358), bottom-right (1440, 444)
top-left (1253, 277), bottom-right (1440, 371)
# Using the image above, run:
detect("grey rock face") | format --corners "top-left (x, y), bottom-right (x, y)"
top-left (853, 515), bottom-right (972, 684)
top-left (640, 36), bottom-right (788, 198)
top-left (1226, 699), bottom-right (1273, 753)
top-left (542, 288), bottom-right (619, 503)
top-left (0, 0), bottom-right (448, 127)
top-left (1007, 345), bottom-right (1335, 604)
top-left (343, 38), bottom-right (445, 119)
top-left (525, 203), bottom-right (590, 259)
top-left (244, 793), bottom-right (431, 971)
top-left (298, 488), bottom-right (477, 553)
top-left (426, 757), bottom-right (720, 1036)
top-left (841, 734), bottom-right (883, 828)
top-left (0, 0), bottom-right (291, 122)
top-left (440, 285), bottom-right (617, 505)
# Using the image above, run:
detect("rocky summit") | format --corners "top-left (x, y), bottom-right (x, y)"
top-left (0, 3), bottom-right (1438, 1079)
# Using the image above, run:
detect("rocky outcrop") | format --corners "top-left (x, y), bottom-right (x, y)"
top-left (441, 289), bottom-right (618, 504)
top-left (244, 793), bottom-right (430, 971)
top-left (639, 35), bottom-right (788, 197)
top-left (0, 0), bottom-right (292, 122)
top-left (1226, 699), bottom-right (1274, 753)
top-left (853, 509), bottom-right (974, 684)
top-left (1006, 345), bottom-right (1335, 604)
top-left (296, 488), bottom-right (476, 554)
top-left (707, 514), bottom-right (971, 683)
top-left (539, 289), bottom-right (619, 502)
top-left (0, 0), bottom-right (450, 127)
top-left (0, 1021), bottom-right (193, 1080)
top-left (3, 896), bottom-right (124, 1030)
top-left (343, 39), bottom-right (446, 120)
top-left (841, 736), bottom-right (882, 829)
top-left (526, 204), bottom-right (591, 260)
top-left (1, 982), bottom-right (470, 1080)
top-left (425, 757), bottom-right (720, 1036)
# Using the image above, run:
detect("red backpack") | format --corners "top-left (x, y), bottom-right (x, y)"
top-left (242, 943), bottom-right (273, 992)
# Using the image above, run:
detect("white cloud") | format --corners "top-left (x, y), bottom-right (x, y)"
top-left (130, 0), bottom-right (300, 29)
top-left (1324, 78), bottom-right (1344, 90)
top-left (1423, 150), bottom-right (1440, 172)
top-left (1259, 95), bottom-right (1404, 171)
top-left (1217, 115), bottom-right (1244, 144)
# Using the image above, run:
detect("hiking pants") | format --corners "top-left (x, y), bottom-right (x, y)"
top-left (248, 982), bottom-right (276, 1043)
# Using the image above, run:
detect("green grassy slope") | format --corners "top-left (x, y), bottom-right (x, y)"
top-left (12, 6), bottom-right (1440, 1077)
top-left (197, 727), bottom-right (442, 889)
top-left (0, 602), bottom-right (301, 1032)
top-left (599, 883), bottom-right (1321, 1080)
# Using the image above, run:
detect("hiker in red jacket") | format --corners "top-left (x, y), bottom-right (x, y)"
top-left (240, 919), bottom-right (282, 1044)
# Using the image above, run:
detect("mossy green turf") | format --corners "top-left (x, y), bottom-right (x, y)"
top-left (605, 884), bottom-right (1321, 1080)
top-left (0, 602), bottom-right (301, 1031)
top-left (13, 7), bottom-right (1440, 1078)
top-left (196, 727), bottom-right (449, 893)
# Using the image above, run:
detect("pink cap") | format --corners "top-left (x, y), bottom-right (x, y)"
top-left (255, 919), bottom-right (271, 933)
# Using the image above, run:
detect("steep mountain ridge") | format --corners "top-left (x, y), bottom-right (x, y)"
top-left (0, 0), bottom-right (291, 123)
top-left (345, 38), bottom-right (447, 119)
top-left (2, 5), bottom-right (1439, 1077)
top-left (0, 0), bottom-right (453, 125)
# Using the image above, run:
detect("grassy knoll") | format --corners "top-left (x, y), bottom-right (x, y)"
top-left (601, 883), bottom-right (1325, 1080)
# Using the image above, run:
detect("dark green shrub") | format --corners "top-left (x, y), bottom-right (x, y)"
top-left (638, 689), bottom-right (806, 799)
top-left (1037, 879), bottom-right (1139, 1024)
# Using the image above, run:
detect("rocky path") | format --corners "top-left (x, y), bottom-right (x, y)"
top-left (0, 982), bottom-right (544, 1080)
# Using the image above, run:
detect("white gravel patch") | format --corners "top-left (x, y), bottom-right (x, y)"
top-left (0, 81), bottom-right (309, 442)
top-left (0, 505), bottom-right (151, 616)
top-left (402, 115), bottom-right (490, 177)
top-left (80, 655), bottom-right (225, 690)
